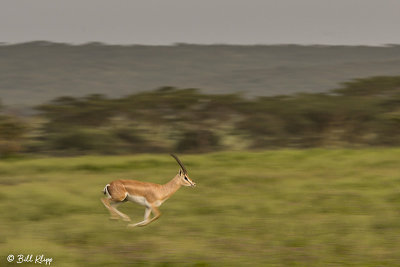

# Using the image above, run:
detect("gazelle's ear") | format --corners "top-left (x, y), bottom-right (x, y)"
top-left (179, 169), bottom-right (182, 175)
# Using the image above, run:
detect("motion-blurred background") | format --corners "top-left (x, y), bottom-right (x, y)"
top-left (1, 1), bottom-right (400, 266)
top-left (2, 44), bottom-right (400, 156)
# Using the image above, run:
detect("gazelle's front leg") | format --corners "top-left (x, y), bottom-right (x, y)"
top-left (128, 207), bottom-right (152, 227)
top-left (146, 206), bottom-right (162, 225)
top-left (138, 206), bottom-right (162, 226)
top-left (128, 206), bottom-right (162, 228)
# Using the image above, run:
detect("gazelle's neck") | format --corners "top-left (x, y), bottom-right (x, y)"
top-left (160, 175), bottom-right (182, 200)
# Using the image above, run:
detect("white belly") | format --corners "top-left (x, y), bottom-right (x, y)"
top-left (126, 194), bottom-right (149, 206)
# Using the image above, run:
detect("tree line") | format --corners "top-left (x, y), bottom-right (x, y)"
top-left (1, 76), bottom-right (400, 156)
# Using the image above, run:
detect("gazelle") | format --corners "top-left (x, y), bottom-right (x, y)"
top-left (101, 154), bottom-right (196, 227)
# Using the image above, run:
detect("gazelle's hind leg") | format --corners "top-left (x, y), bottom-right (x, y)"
top-left (101, 198), bottom-right (131, 222)
top-left (128, 206), bottom-right (161, 228)
top-left (110, 201), bottom-right (131, 222)
top-left (101, 182), bottom-right (131, 221)
top-left (101, 197), bottom-right (119, 220)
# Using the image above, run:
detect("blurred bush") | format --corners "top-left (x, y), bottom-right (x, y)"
top-left (175, 129), bottom-right (220, 153)
top-left (0, 103), bottom-right (27, 157)
top-left (2, 75), bottom-right (400, 155)
top-left (47, 128), bottom-right (118, 154)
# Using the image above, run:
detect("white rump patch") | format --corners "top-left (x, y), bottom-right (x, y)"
top-left (104, 184), bottom-right (111, 198)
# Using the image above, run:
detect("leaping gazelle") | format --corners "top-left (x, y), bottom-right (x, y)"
top-left (101, 154), bottom-right (196, 227)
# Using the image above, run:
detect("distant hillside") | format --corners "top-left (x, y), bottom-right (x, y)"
top-left (1, 42), bottom-right (400, 106)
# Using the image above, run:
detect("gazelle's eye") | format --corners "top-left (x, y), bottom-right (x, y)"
top-left (184, 177), bottom-right (188, 181)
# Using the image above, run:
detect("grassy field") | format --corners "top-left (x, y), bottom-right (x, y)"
top-left (1, 149), bottom-right (400, 266)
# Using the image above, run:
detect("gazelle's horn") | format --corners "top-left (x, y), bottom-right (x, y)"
top-left (170, 154), bottom-right (187, 174)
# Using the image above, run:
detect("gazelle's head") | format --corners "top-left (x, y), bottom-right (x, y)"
top-left (171, 154), bottom-right (196, 187)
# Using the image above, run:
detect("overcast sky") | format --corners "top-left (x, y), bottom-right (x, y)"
top-left (1, 0), bottom-right (400, 45)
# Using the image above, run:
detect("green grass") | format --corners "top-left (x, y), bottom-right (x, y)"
top-left (1, 149), bottom-right (400, 266)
